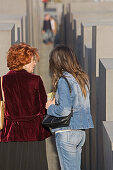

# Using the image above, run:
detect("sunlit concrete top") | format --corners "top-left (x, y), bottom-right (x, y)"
top-left (0, 23), bottom-right (14, 30)
top-left (103, 121), bottom-right (113, 150)
top-left (99, 58), bottom-right (113, 70)
top-left (82, 19), bottom-right (113, 27)
top-left (0, 15), bottom-right (23, 20)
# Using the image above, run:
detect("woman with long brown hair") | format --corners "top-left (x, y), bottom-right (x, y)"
top-left (46, 45), bottom-right (94, 170)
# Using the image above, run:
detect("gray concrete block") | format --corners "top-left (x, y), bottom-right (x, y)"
top-left (0, 0), bottom-right (27, 42)
top-left (92, 24), bottom-right (113, 77)
top-left (90, 27), bottom-right (113, 170)
top-left (99, 58), bottom-right (113, 121)
top-left (95, 58), bottom-right (113, 170)
top-left (81, 19), bottom-right (113, 73)
top-left (65, 1), bottom-right (113, 40)
top-left (69, 2), bottom-right (113, 13)
top-left (103, 121), bottom-right (113, 170)
top-left (83, 24), bottom-right (113, 170)
top-left (81, 23), bottom-right (92, 70)
top-left (0, 0), bottom-right (26, 16)
top-left (0, 15), bottom-right (23, 42)
top-left (0, 23), bottom-right (15, 76)
top-left (65, 10), bottom-right (113, 59)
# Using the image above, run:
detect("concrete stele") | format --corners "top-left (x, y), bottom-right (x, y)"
top-left (0, 15), bottom-right (23, 42)
top-left (99, 58), bottom-right (113, 121)
top-left (92, 24), bottom-right (113, 77)
top-left (103, 121), bottom-right (113, 170)
top-left (81, 19), bottom-right (113, 73)
top-left (69, 1), bottom-right (113, 13)
top-left (0, 23), bottom-right (15, 76)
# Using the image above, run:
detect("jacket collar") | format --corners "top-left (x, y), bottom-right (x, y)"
top-left (7, 69), bottom-right (28, 75)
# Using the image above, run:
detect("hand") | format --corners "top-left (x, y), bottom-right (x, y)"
top-left (46, 98), bottom-right (55, 109)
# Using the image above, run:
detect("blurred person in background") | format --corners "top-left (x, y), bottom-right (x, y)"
top-left (42, 0), bottom-right (48, 9)
top-left (50, 16), bottom-right (57, 37)
top-left (42, 14), bottom-right (54, 45)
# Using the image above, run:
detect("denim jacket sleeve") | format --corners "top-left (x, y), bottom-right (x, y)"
top-left (47, 78), bottom-right (72, 117)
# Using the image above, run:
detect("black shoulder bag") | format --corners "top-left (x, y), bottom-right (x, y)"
top-left (42, 76), bottom-right (73, 129)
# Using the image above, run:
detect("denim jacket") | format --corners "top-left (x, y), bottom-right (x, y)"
top-left (47, 72), bottom-right (94, 133)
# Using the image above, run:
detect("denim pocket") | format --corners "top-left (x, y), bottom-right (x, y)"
top-left (55, 131), bottom-right (68, 143)
top-left (56, 130), bottom-right (85, 147)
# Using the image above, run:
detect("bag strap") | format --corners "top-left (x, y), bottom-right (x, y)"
top-left (61, 76), bottom-right (72, 94)
top-left (1, 77), bottom-right (5, 102)
top-left (61, 75), bottom-right (73, 116)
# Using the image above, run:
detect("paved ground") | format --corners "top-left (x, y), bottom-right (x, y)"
top-left (35, 3), bottom-right (61, 170)
top-left (35, 2), bottom-right (57, 93)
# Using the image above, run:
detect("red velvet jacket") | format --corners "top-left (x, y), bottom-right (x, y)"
top-left (0, 70), bottom-right (51, 142)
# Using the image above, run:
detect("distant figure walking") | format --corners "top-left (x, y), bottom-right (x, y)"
top-left (50, 16), bottom-right (57, 37)
top-left (42, 14), bottom-right (53, 44)
top-left (50, 16), bottom-right (60, 46)
top-left (42, 0), bottom-right (48, 9)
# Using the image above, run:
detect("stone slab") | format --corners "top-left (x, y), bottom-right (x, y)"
top-left (103, 121), bottom-right (113, 170)
top-left (92, 58), bottom-right (113, 170)
top-left (0, 0), bottom-right (26, 16)
top-left (0, 23), bottom-right (15, 76)
top-left (81, 19), bottom-right (113, 72)
top-left (92, 24), bottom-right (113, 77)
top-left (87, 25), bottom-right (113, 170)
top-left (0, 15), bottom-right (23, 42)
top-left (99, 58), bottom-right (113, 121)
top-left (69, 2), bottom-right (113, 12)
top-left (65, 10), bottom-right (113, 59)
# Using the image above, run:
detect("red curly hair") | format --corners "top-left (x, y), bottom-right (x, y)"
top-left (7, 43), bottom-right (40, 71)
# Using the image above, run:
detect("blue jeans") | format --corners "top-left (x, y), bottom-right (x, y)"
top-left (43, 29), bottom-right (53, 43)
top-left (55, 130), bottom-right (86, 170)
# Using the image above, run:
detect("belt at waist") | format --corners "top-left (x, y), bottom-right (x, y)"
top-left (4, 113), bottom-right (42, 122)
top-left (55, 129), bottom-right (85, 134)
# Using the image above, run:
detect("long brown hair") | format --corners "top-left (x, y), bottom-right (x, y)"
top-left (49, 45), bottom-right (89, 97)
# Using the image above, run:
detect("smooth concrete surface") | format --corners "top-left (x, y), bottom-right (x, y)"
top-left (0, 0), bottom-right (26, 16)
top-left (0, 23), bottom-right (15, 76)
top-left (99, 58), bottom-right (113, 121)
top-left (0, 15), bottom-right (23, 42)
top-left (103, 121), bottom-right (113, 170)
top-left (0, 0), bottom-right (27, 42)
top-left (69, 1), bottom-right (113, 12)
top-left (81, 19), bottom-right (113, 72)
top-left (65, 10), bottom-right (113, 59)
top-left (63, 0), bottom-right (98, 3)
top-left (81, 23), bottom-right (92, 70)
top-left (73, 12), bottom-right (113, 39)
top-left (89, 25), bottom-right (113, 170)
top-left (96, 58), bottom-right (113, 170)
top-left (92, 24), bottom-right (113, 77)
top-left (65, 1), bottom-right (113, 39)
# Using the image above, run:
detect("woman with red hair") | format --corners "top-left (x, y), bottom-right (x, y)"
top-left (0, 43), bottom-right (51, 169)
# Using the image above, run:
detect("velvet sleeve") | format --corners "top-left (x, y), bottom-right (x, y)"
top-left (38, 76), bottom-right (47, 115)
